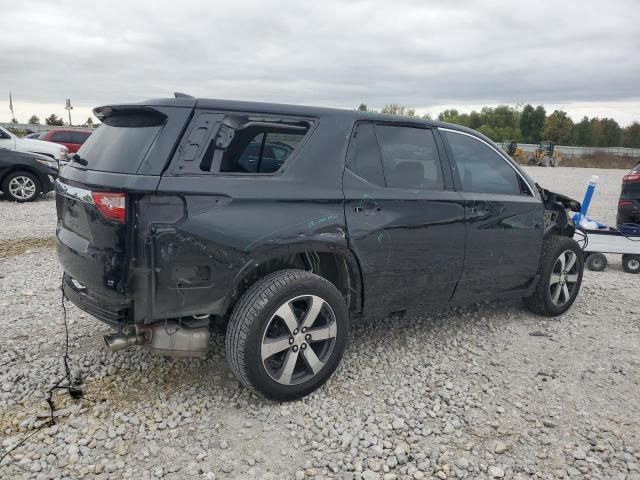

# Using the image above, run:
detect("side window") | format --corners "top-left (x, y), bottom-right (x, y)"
top-left (51, 131), bottom-right (71, 143)
top-left (346, 123), bottom-right (385, 186)
top-left (218, 123), bottom-right (308, 174)
top-left (375, 125), bottom-right (444, 190)
top-left (443, 131), bottom-right (525, 195)
top-left (71, 131), bottom-right (91, 144)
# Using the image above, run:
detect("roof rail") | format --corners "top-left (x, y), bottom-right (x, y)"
top-left (174, 92), bottom-right (194, 98)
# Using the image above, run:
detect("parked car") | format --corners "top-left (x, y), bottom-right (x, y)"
top-left (617, 161), bottom-right (640, 225)
top-left (0, 126), bottom-right (68, 161)
top-left (56, 97), bottom-right (584, 400)
top-left (0, 147), bottom-right (58, 202)
top-left (38, 129), bottom-right (92, 154)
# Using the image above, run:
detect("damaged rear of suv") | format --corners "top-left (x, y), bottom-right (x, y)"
top-left (56, 95), bottom-right (584, 400)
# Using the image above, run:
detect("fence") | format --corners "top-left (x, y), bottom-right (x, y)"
top-left (503, 142), bottom-right (640, 159)
top-left (0, 122), bottom-right (95, 133)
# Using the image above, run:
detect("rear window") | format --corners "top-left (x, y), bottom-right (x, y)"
top-left (76, 112), bottom-right (164, 173)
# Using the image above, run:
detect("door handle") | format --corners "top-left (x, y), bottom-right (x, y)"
top-left (354, 206), bottom-right (381, 215)
top-left (470, 206), bottom-right (489, 217)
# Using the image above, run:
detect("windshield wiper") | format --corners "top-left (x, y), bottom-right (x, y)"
top-left (70, 153), bottom-right (88, 166)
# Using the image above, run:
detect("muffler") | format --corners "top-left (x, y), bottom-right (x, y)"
top-left (103, 317), bottom-right (209, 357)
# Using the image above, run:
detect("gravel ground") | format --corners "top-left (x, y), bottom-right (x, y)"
top-left (1, 167), bottom-right (638, 480)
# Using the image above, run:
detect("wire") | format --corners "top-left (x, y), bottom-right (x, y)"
top-left (574, 228), bottom-right (589, 251)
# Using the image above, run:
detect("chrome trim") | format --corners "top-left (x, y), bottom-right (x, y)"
top-left (55, 181), bottom-right (94, 203)
top-left (439, 128), bottom-right (535, 196)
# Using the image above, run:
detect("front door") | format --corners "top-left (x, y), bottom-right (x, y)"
top-left (440, 129), bottom-right (544, 300)
top-left (343, 122), bottom-right (466, 313)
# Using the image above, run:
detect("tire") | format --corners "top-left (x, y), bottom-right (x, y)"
top-left (524, 236), bottom-right (584, 316)
top-left (585, 252), bottom-right (607, 272)
top-left (542, 156), bottom-right (551, 167)
top-left (225, 269), bottom-right (349, 400)
top-left (1, 171), bottom-right (41, 202)
top-left (527, 157), bottom-right (537, 166)
top-left (622, 254), bottom-right (640, 274)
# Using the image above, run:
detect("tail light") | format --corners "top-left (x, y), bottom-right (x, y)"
top-left (91, 192), bottom-right (126, 223)
top-left (619, 200), bottom-right (634, 207)
top-left (623, 173), bottom-right (640, 183)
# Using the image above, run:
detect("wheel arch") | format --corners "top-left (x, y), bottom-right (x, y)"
top-left (226, 242), bottom-right (364, 319)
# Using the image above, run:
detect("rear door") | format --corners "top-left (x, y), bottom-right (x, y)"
top-left (440, 128), bottom-right (543, 300)
top-left (343, 122), bottom-right (465, 313)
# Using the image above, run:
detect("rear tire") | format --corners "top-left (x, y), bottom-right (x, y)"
top-left (622, 254), bottom-right (640, 274)
top-left (585, 252), bottom-right (607, 272)
top-left (2, 171), bottom-right (41, 202)
top-left (524, 236), bottom-right (584, 316)
top-left (225, 269), bottom-right (349, 400)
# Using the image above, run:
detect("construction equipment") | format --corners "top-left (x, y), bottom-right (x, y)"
top-left (504, 140), bottom-right (527, 164)
top-left (527, 141), bottom-right (562, 167)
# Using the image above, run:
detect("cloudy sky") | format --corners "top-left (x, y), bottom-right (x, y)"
top-left (1, 0), bottom-right (639, 125)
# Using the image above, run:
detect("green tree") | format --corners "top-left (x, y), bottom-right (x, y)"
top-left (28, 115), bottom-right (40, 125)
top-left (83, 117), bottom-right (94, 128)
top-left (622, 122), bottom-right (640, 148)
top-left (357, 103), bottom-right (368, 112)
top-left (381, 104), bottom-right (419, 117)
top-left (45, 114), bottom-right (64, 126)
top-left (520, 104), bottom-right (546, 143)
top-left (542, 110), bottom-right (573, 144)
top-left (600, 118), bottom-right (621, 147)
top-left (10, 117), bottom-right (18, 124)
top-left (571, 116), bottom-right (591, 145)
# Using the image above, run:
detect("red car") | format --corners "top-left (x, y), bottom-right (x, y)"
top-left (38, 129), bottom-right (92, 154)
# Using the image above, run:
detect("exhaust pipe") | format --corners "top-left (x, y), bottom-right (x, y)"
top-left (103, 317), bottom-right (209, 357)
top-left (104, 329), bottom-right (146, 352)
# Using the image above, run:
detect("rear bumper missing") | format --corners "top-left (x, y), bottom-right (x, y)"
top-left (62, 273), bottom-right (131, 327)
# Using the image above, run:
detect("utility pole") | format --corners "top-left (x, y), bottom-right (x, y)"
top-left (65, 98), bottom-right (73, 126)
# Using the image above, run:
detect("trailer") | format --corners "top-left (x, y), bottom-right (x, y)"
top-left (574, 227), bottom-right (640, 273)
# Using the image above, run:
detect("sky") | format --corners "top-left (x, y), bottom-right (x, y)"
top-left (1, 0), bottom-right (639, 126)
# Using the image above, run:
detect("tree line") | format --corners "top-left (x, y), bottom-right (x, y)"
top-left (10, 114), bottom-right (94, 127)
top-left (357, 103), bottom-right (640, 149)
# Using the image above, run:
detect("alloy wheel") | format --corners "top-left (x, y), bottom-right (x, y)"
top-left (8, 176), bottom-right (37, 200)
top-left (549, 250), bottom-right (580, 307)
top-left (261, 294), bottom-right (337, 386)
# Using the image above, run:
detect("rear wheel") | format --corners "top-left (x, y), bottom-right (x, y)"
top-left (524, 236), bottom-right (584, 316)
top-left (2, 171), bottom-right (41, 202)
top-left (622, 254), bottom-right (640, 274)
top-left (225, 269), bottom-right (349, 400)
top-left (585, 252), bottom-right (607, 272)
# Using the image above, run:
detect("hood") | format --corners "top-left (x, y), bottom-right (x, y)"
top-left (17, 137), bottom-right (66, 153)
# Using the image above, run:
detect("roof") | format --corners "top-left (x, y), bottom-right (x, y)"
top-left (96, 96), bottom-right (476, 135)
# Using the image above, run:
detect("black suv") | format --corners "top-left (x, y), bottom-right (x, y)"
top-left (56, 96), bottom-right (584, 399)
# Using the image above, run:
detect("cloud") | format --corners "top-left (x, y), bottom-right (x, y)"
top-left (1, 0), bottom-right (639, 124)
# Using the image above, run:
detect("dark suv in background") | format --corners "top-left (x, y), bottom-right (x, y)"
top-left (617, 162), bottom-right (640, 225)
top-left (56, 96), bottom-right (583, 399)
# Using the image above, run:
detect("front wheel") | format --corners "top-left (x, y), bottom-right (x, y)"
top-left (225, 269), bottom-right (349, 400)
top-left (2, 171), bottom-right (41, 202)
top-left (524, 236), bottom-right (584, 316)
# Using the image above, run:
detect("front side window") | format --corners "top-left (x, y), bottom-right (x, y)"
top-left (443, 130), bottom-right (524, 195)
top-left (375, 125), bottom-right (443, 190)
